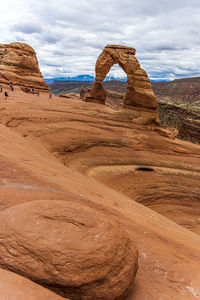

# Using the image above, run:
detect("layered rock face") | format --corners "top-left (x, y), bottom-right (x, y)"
top-left (0, 200), bottom-right (138, 300)
top-left (179, 116), bottom-right (200, 143)
top-left (152, 77), bottom-right (200, 104)
top-left (157, 102), bottom-right (200, 143)
top-left (88, 45), bottom-right (157, 109)
top-left (0, 42), bottom-right (48, 92)
top-left (152, 77), bottom-right (200, 143)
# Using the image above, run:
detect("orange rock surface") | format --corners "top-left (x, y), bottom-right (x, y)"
top-left (0, 42), bottom-right (48, 92)
top-left (0, 268), bottom-right (66, 300)
top-left (88, 45), bottom-right (157, 109)
top-left (0, 200), bottom-right (137, 300)
top-left (0, 88), bottom-right (200, 299)
top-left (59, 92), bottom-right (80, 99)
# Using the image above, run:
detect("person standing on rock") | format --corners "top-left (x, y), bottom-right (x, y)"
top-left (9, 84), bottom-right (14, 91)
top-left (49, 93), bottom-right (52, 99)
top-left (4, 91), bottom-right (8, 99)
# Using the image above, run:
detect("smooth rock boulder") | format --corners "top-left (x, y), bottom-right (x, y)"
top-left (0, 268), bottom-right (66, 300)
top-left (0, 200), bottom-right (138, 300)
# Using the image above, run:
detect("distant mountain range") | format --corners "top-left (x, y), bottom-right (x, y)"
top-left (45, 74), bottom-right (169, 83)
top-left (45, 74), bottom-right (127, 83)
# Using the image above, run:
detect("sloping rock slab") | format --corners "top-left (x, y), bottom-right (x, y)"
top-left (0, 268), bottom-right (66, 300)
top-left (0, 200), bottom-right (138, 300)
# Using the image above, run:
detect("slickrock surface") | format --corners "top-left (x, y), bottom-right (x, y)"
top-left (0, 42), bottom-right (48, 92)
top-left (0, 268), bottom-right (66, 300)
top-left (59, 92), bottom-right (80, 99)
top-left (0, 88), bottom-right (200, 233)
top-left (0, 200), bottom-right (137, 300)
top-left (88, 45), bottom-right (157, 109)
top-left (0, 88), bottom-right (200, 299)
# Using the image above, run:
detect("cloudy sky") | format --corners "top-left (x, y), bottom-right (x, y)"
top-left (1, 0), bottom-right (200, 80)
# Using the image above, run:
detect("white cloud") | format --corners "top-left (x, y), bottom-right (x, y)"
top-left (0, 0), bottom-right (200, 79)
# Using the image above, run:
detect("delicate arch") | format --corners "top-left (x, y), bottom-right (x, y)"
top-left (90, 45), bottom-right (157, 109)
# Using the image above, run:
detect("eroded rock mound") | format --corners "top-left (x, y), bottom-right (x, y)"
top-left (0, 200), bottom-right (138, 300)
top-left (0, 42), bottom-right (48, 92)
top-left (59, 92), bottom-right (80, 100)
top-left (86, 45), bottom-right (157, 109)
top-left (0, 268), bottom-right (66, 300)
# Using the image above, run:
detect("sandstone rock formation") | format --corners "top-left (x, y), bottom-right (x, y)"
top-left (0, 99), bottom-right (200, 299)
top-left (0, 42), bottom-right (48, 92)
top-left (0, 268), bottom-right (66, 300)
top-left (80, 87), bottom-right (91, 99)
top-left (59, 92), bottom-right (80, 99)
top-left (86, 45), bottom-right (157, 109)
top-left (0, 199), bottom-right (138, 300)
top-left (0, 68), bottom-right (200, 298)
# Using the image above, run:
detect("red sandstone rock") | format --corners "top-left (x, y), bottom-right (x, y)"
top-left (0, 85), bottom-right (200, 299)
top-left (0, 200), bottom-right (138, 300)
top-left (88, 45), bottom-right (157, 109)
top-left (0, 42), bottom-right (48, 92)
top-left (59, 92), bottom-right (80, 99)
top-left (80, 87), bottom-right (91, 99)
top-left (0, 268), bottom-right (66, 300)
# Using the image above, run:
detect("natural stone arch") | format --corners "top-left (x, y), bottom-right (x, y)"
top-left (90, 45), bottom-right (157, 109)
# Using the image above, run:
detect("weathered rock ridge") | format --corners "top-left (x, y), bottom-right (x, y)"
top-left (0, 42), bottom-right (48, 92)
top-left (0, 200), bottom-right (138, 300)
top-left (85, 45), bottom-right (157, 109)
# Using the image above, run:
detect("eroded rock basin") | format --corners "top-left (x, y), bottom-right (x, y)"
top-left (86, 164), bottom-right (200, 235)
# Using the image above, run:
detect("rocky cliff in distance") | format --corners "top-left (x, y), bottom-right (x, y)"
top-left (157, 102), bottom-right (200, 143)
top-left (152, 78), bottom-right (200, 143)
top-left (0, 42), bottom-right (48, 92)
top-left (152, 77), bottom-right (200, 105)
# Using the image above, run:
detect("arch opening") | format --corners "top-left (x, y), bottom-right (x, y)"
top-left (103, 64), bottom-right (127, 109)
